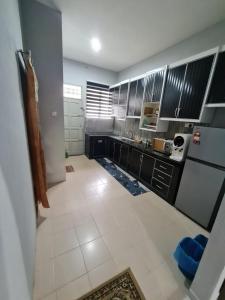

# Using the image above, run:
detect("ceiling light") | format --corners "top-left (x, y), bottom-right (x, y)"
top-left (91, 37), bottom-right (101, 52)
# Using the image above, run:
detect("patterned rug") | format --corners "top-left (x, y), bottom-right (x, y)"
top-left (77, 268), bottom-right (146, 300)
top-left (96, 158), bottom-right (147, 196)
top-left (65, 165), bottom-right (74, 172)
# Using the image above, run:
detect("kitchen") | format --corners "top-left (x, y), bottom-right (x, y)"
top-left (6, 1), bottom-right (225, 299)
top-left (85, 46), bottom-right (225, 232)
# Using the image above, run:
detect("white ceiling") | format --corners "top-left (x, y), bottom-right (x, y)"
top-left (40, 0), bottom-right (225, 72)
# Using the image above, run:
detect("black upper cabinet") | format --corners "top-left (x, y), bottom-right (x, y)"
top-left (127, 80), bottom-right (137, 116)
top-left (127, 78), bottom-right (144, 117)
top-left (144, 73), bottom-right (154, 102)
top-left (144, 70), bottom-right (165, 103)
top-left (119, 83), bottom-right (129, 105)
top-left (114, 86), bottom-right (120, 104)
top-left (135, 78), bottom-right (145, 115)
top-left (207, 51), bottom-right (225, 104)
top-left (178, 55), bottom-right (214, 119)
top-left (140, 154), bottom-right (155, 185)
top-left (152, 70), bottom-right (164, 102)
top-left (160, 65), bottom-right (186, 118)
top-left (111, 86), bottom-right (120, 117)
top-left (160, 54), bottom-right (214, 120)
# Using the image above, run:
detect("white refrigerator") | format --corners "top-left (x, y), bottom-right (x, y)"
top-left (175, 126), bottom-right (225, 230)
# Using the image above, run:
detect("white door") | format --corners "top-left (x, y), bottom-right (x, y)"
top-left (64, 84), bottom-right (84, 156)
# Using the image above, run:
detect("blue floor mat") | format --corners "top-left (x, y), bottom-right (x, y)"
top-left (96, 158), bottom-right (147, 196)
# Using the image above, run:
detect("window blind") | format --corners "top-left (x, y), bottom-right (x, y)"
top-left (86, 81), bottom-right (112, 119)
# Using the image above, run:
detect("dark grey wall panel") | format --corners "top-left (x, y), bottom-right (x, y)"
top-left (20, 0), bottom-right (65, 184)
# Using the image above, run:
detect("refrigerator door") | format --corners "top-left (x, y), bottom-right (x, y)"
top-left (175, 159), bottom-right (225, 228)
top-left (188, 127), bottom-right (225, 167)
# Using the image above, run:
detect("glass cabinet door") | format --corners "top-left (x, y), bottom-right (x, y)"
top-left (127, 80), bottom-right (137, 116)
top-left (134, 78), bottom-right (145, 116)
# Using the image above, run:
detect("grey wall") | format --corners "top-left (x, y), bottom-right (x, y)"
top-left (63, 58), bottom-right (118, 133)
top-left (118, 20), bottom-right (225, 81)
top-left (20, 0), bottom-right (65, 185)
top-left (190, 194), bottom-right (225, 300)
top-left (0, 0), bottom-right (36, 299)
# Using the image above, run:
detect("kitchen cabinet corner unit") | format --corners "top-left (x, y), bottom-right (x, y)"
top-left (159, 47), bottom-right (219, 123)
top-left (139, 67), bottom-right (168, 132)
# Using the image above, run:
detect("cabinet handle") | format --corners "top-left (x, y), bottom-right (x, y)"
top-left (177, 107), bottom-right (181, 117)
top-left (156, 184), bottom-right (162, 190)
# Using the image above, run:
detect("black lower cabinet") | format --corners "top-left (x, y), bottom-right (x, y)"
top-left (85, 135), bottom-right (107, 158)
top-left (139, 154), bottom-right (155, 186)
top-left (128, 148), bottom-right (142, 177)
top-left (107, 138), bottom-right (114, 160)
top-left (93, 137), bottom-right (106, 157)
top-left (113, 142), bottom-right (121, 164)
top-left (120, 144), bottom-right (129, 169)
top-left (86, 135), bottom-right (183, 205)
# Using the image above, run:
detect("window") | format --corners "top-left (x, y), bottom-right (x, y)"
top-left (64, 84), bottom-right (82, 99)
top-left (86, 81), bottom-right (112, 119)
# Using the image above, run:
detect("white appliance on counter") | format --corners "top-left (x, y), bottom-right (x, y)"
top-left (170, 133), bottom-right (191, 161)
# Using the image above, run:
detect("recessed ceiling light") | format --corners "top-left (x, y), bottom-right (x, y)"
top-left (91, 37), bottom-right (101, 52)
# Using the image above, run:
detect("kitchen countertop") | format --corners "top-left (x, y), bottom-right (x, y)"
top-left (85, 132), bottom-right (184, 166)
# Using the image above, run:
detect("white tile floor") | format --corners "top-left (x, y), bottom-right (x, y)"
top-left (34, 155), bottom-right (207, 300)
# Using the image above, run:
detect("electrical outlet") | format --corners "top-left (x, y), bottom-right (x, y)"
top-left (184, 123), bottom-right (194, 128)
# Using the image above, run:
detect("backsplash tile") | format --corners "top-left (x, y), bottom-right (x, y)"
top-left (113, 119), bottom-right (193, 141)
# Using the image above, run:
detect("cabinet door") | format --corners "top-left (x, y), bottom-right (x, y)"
top-left (108, 139), bottom-right (114, 160)
top-left (144, 73), bottom-right (154, 102)
top-left (119, 82), bottom-right (129, 105)
top-left (127, 80), bottom-right (137, 116)
top-left (178, 55), bottom-right (214, 119)
top-left (93, 137), bottom-right (106, 157)
top-left (120, 144), bottom-right (129, 169)
top-left (128, 148), bottom-right (142, 177)
top-left (118, 105), bottom-right (127, 119)
top-left (160, 65), bottom-right (186, 118)
top-left (112, 86), bottom-right (120, 116)
top-left (207, 51), bottom-right (225, 104)
top-left (134, 78), bottom-right (144, 116)
top-left (140, 154), bottom-right (155, 185)
top-left (113, 142), bottom-right (121, 164)
top-left (152, 69), bottom-right (164, 102)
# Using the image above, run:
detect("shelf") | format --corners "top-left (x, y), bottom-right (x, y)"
top-left (144, 114), bottom-right (158, 117)
top-left (140, 127), bottom-right (156, 132)
top-left (144, 124), bottom-right (157, 128)
top-left (126, 116), bottom-right (141, 119)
